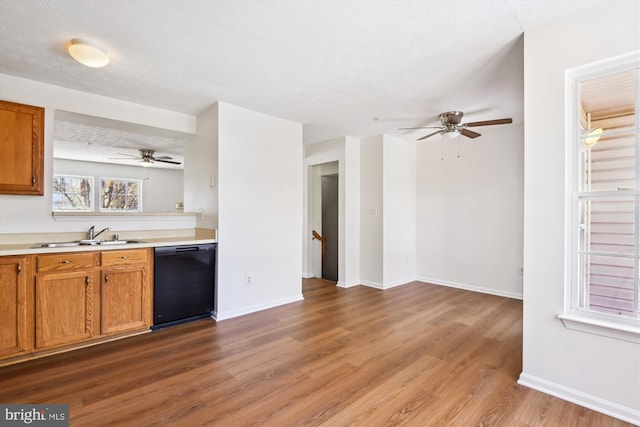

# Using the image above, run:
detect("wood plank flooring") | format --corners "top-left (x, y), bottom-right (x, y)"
top-left (0, 279), bottom-right (634, 426)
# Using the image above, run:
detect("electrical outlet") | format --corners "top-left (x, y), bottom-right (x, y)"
top-left (519, 266), bottom-right (524, 276)
top-left (245, 275), bottom-right (253, 286)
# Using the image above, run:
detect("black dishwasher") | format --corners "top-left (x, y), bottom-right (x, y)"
top-left (153, 243), bottom-right (216, 329)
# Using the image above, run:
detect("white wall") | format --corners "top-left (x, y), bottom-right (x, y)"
top-left (343, 137), bottom-right (361, 287)
top-left (520, 1), bottom-right (640, 424)
top-left (0, 74), bottom-right (197, 234)
top-left (359, 136), bottom-right (384, 286)
top-left (216, 102), bottom-right (303, 319)
top-left (303, 136), bottom-right (361, 287)
top-left (383, 135), bottom-right (416, 287)
top-left (184, 103), bottom-right (218, 229)
top-left (54, 159), bottom-right (184, 213)
top-left (416, 125), bottom-right (524, 298)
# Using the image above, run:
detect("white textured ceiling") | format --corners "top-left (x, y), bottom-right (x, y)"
top-left (0, 0), bottom-right (605, 147)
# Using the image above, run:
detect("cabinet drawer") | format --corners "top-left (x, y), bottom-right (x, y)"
top-left (102, 249), bottom-right (148, 266)
top-left (37, 252), bottom-right (98, 273)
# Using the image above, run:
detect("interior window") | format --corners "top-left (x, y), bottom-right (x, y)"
top-left (52, 175), bottom-right (93, 211)
top-left (100, 178), bottom-right (142, 212)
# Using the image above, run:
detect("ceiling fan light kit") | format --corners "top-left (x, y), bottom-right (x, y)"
top-left (443, 130), bottom-right (460, 139)
top-left (399, 110), bottom-right (513, 141)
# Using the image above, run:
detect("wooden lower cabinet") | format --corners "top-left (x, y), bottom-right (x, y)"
top-left (34, 252), bottom-right (100, 350)
top-left (0, 248), bottom-right (152, 364)
top-left (100, 249), bottom-right (152, 335)
top-left (35, 269), bottom-right (99, 349)
top-left (101, 265), bottom-right (150, 335)
top-left (0, 256), bottom-right (28, 357)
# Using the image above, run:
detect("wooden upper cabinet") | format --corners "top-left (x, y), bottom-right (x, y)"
top-left (0, 100), bottom-right (44, 195)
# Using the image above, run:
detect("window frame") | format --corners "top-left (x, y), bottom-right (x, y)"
top-left (562, 51), bottom-right (640, 343)
top-left (99, 177), bottom-right (143, 212)
top-left (52, 174), bottom-right (94, 212)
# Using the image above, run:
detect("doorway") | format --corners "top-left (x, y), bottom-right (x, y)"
top-left (308, 161), bottom-right (339, 283)
top-left (321, 174), bottom-right (338, 281)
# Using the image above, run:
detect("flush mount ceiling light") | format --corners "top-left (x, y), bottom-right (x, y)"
top-left (67, 39), bottom-right (110, 68)
top-left (140, 158), bottom-right (153, 167)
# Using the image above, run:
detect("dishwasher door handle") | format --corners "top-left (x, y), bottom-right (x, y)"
top-left (175, 246), bottom-right (200, 252)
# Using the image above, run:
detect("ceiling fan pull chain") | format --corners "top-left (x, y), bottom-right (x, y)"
top-left (441, 138), bottom-right (445, 161)
top-left (457, 139), bottom-right (461, 159)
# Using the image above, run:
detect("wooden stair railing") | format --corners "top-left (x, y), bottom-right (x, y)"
top-left (312, 230), bottom-right (326, 260)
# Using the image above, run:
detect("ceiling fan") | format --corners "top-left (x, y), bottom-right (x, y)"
top-left (110, 149), bottom-right (181, 167)
top-left (399, 111), bottom-right (512, 141)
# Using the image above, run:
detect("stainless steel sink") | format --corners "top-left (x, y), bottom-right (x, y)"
top-left (98, 240), bottom-right (145, 246)
top-left (34, 241), bottom-right (82, 248)
top-left (33, 239), bottom-right (145, 248)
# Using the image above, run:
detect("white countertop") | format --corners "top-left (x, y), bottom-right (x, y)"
top-left (0, 229), bottom-right (217, 256)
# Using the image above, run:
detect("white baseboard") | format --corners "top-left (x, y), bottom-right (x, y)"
top-left (359, 278), bottom-right (417, 290)
top-left (302, 272), bottom-right (314, 279)
top-left (360, 280), bottom-right (383, 289)
top-left (518, 372), bottom-right (640, 426)
top-left (337, 280), bottom-right (360, 288)
top-left (382, 277), bottom-right (417, 289)
top-left (213, 293), bottom-right (304, 321)
top-left (416, 276), bottom-right (523, 300)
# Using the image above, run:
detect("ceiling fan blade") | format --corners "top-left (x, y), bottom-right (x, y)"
top-left (461, 128), bottom-right (481, 139)
top-left (114, 152), bottom-right (140, 158)
top-left (417, 130), bottom-right (444, 141)
top-left (465, 118), bottom-right (512, 127)
top-left (154, 158), bottom-right (182, 165)
top-left (108, 157), bottom-right (139, 160)
top-left (153, 155), bottom-right (174, 160)
top-left (398, 126), bottom-right (442, 130)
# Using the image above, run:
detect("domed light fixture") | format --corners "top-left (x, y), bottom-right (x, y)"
top-left (443, 129), bottom-right (461, 139)
top-left (67, 39), bottom-right (110, 68)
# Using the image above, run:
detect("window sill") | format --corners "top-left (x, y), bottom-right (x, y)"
top-left (558, 313), bottom-right (640, 343)
top-left (52, 211), bottom-right (197, 219)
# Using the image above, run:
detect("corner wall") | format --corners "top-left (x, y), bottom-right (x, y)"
top-left (521, 1), bottom-right (640, 423)
top-left (383, 134), bottom-right (416, 287)
top-left (184, 103), bottom-right (218, 229)
top-left (216, 102), bottom-right (303, 319)
top-left (415, 125), bottom-right (524, 299)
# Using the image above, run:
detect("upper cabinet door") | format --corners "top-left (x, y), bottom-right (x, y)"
top-left (0, 100), bottom-right (44, 195)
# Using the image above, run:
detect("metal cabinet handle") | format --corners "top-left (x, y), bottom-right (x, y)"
top-left (58, 260), bottom-right (71, 264)
top-left (105, 274), bottom-right (109, 283)
top-left (32, 176), bottom-right (37, 186)
top-left (119, 256), bottom-right (129, 259)
top-left (85, 276), bottom-right (90, 286)
top-left (17, 263), bottom-right (21, 274)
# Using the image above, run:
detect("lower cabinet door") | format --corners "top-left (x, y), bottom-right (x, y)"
top-left (0, 256), bottom-right (27, 357)
top-left (101, 266), bottom-right (149, 335)
top-left (35, 270), bottom-right (97, 349)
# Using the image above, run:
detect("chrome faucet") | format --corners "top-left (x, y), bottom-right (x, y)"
top-left (87, 226), bottom-right (110, 240)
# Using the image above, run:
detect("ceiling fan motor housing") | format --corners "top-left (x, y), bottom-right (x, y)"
top-left (440, 111), bottom-right (464, 126)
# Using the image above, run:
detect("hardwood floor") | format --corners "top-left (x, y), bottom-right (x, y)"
top-left (0, 279), bottom-right (634, 426)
